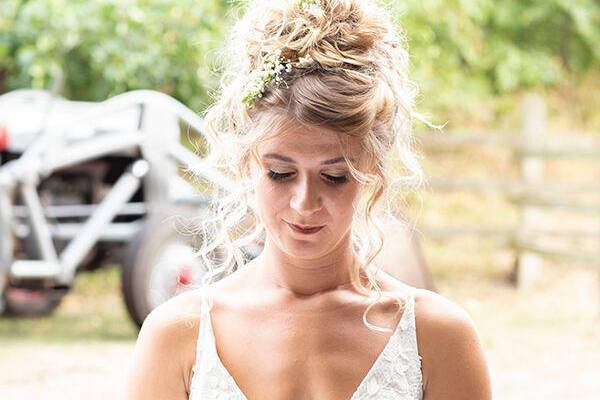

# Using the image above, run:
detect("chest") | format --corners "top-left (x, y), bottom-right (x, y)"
top-left (226, 318), bottom-right (389, 398)
top-left (192, 300), bottom-right (415, 400)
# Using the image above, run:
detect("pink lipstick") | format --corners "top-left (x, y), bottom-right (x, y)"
top-left (286, 222), bottom-right (324, 234)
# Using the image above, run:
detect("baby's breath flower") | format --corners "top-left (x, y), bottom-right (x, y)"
top-left (296, 54), bottom-right (315, 68)
top-left (241, 50), bottom-right (319, 107)
top-left (298, 0), bottom-right (321, 10)
top-left (242, 50), bottom-right (292, 107)
top-left (241, 0), bottom-right (322, 108)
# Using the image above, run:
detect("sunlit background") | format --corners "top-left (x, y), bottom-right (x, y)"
top-left (0, 0), bottom-right (598, 399)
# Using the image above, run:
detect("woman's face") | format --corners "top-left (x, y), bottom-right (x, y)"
top-left (251, 124), bottom-right (365, 260)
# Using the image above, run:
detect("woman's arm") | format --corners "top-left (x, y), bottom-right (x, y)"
top-left (125, 290), bottom-right (201, 400)
top-left (416, 290), bottom-right (492, 400)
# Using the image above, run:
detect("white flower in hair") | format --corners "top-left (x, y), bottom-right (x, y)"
top-left (296, 54), bottom-right (315, 68)
top-left (241, 48), bottom-right (320, 107)
top-left (241, 1), bottom-right (323, 107)
top-left (242, 49), bottom-right (293, 107)
top-left (299, 0), bottom-right (322, 11)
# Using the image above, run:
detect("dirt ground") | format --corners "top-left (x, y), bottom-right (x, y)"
top-left (0, 262), bottom-right (599, 399)
top-left (0, 341), bottom-right (133, 399)
top-left (445, 266), bottom-right (600, 399)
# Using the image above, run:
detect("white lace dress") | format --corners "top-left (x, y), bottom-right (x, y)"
top-left (189, 286), bottom-right (424, 399)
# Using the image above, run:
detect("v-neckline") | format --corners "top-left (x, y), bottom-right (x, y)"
top-left (202, 291), bottom-right (410, 400)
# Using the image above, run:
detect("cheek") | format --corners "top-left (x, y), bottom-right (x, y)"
top-left (254, 178), bottom-right (286, 217)
top-left (331, 185), bottom-right (360, 220)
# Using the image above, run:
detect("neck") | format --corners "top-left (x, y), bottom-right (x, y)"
top-left (253, 234), bottom-right (360, 298)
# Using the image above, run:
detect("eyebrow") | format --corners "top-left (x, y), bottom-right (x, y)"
top-left (262, 153), bottom-right (354, 165)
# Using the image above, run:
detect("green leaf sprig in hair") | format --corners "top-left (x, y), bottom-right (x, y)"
top-left (241, 0), bottom-right (322, 108)
top-left (241, 50), bottom-right (318, 107)
top-left (241, 49), bottom-right (293, 108)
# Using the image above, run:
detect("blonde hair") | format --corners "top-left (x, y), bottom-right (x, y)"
top-left (190, 0), bottom-right (425, 333)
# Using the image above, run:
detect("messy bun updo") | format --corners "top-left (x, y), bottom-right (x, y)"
top-left (191, 0), bottom-right (426, 333)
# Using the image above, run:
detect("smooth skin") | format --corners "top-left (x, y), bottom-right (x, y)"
top-left (126, 125), bottom-right (492, 399)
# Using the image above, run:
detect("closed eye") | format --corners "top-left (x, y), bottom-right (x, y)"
top-left (266, 171), bottom-right (348, 185)
top-left (266, 171), bottom-right (291, 181)
top-left (324, 174), bottom-right (348, 184)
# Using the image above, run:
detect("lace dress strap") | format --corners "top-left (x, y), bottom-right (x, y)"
top-left (189, 288), bottom-right (246, 399)
top-left (350, 286), bottom-right (424, 399)
top-left (189, 290), bottom-right (209, 382)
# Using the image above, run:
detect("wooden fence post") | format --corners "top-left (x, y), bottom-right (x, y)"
top-left (513, 94), bottom-right (547, 290)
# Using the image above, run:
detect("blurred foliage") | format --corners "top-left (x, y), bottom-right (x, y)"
top-left (0, 0), bottom-right (230, 111)
top-left (394, 0), bottom-right (599, 125)
top-left (0, 0), bottom-right (598, 125)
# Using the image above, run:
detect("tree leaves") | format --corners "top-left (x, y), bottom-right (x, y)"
top-left (0, 0), bottom-right (597, 121)
top-left (0, 0), bottom-right (230, 110)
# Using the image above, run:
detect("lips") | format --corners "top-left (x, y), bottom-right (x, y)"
top-left (286, 221), bottom-right (324, 234)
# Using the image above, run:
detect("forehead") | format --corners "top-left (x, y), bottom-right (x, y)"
top-left (257, 124), bottom-right (363, 165)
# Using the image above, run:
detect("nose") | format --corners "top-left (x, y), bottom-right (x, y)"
top-left (289, 174), bottom-right (322, 216)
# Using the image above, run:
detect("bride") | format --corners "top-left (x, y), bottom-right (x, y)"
top-left (126, 0), bottom-right (492, 399)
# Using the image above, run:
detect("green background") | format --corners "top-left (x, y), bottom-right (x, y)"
top-left (1, 0), bottom-right (598, 128)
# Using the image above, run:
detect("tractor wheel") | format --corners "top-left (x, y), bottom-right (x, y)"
top-left (120, 207), bottom-right (208, 328)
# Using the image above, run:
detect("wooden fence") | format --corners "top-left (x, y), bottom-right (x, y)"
top-left (415, 94), bottom-right (600, 289)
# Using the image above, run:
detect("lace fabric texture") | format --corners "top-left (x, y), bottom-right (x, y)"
top-left (189, 287), bottom-right (423, 400)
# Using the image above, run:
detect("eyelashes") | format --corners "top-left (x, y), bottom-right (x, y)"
top-left (266, 171), bottom-right (291, 181)
top-left (267, 170), bottom-right (348, 185)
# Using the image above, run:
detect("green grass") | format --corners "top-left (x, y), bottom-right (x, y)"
top-left (0, 265), bottom-right (138, 342)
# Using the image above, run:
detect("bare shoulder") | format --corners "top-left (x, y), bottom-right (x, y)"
top-left (141, 288), bottom-right (204, 335)
top-left (126, 288), bottom-right (204, 400)
top-left (413, 288), bottom-right (492, 400)
top-left (414, 288), bottom-right (475, 332)
top-left (135, 288), bottom-right (204, 360)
